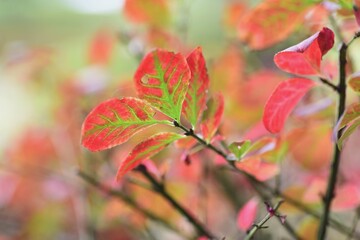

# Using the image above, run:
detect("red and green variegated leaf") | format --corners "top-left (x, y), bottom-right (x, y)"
top-left (348, 72), bottom-right (360, 94)
top-left (263, 78), bottom-right (316, 133)
top-left (134, 49), bottom-right (191, 121)
top-left (339, 103), bottom-right (360, 129)
top-left (237, 0), bottom-right (314, 50)
top-left (182, 47), bottom-right (209, 128)
top-left (274, 27), bottom-right (334, 75)
top-left (337, 118), bottom-right (360, 150)
top-left (116, 132), bottom-right (184, 180)
top-left (200, 93), bottom-right (225, 142)
top-left (81, 97), bottom-right (170, 152)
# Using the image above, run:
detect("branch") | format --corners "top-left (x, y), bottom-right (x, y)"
top-left (319, 77), bottom-right (339, 92)
top-left (136, 164), bottom-right (218, 239)
top-left (244, 201), bottom-right (285, 240)
top-left (318, 41), bottom-right (348, 240)
top-left (77, 170), bottom-right (188, 239)
top-left (173, 121), bottom-right (360, 238)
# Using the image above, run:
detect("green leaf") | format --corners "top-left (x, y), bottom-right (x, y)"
top-left (228, 140), bottom-right (252, 160)
top-left (337, 118), bottom-right (360, 150)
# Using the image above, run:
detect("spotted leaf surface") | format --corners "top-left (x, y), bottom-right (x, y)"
top-left (134, 49), bottom-right (191, 121)
top-left (116, 132), bottom-right (184, 180)
top-left (263, 78), bottom-right (316, 133)
top-left (274, 27), bottom-right (334, 75)
top-left (182, 47), bottom-right (209, 128)
top-left (81, 97), bottom-right (170, 151)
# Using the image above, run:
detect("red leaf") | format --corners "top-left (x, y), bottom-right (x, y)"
top-left (237, 197), bottom-right (258, 231)
top-left (81, 97), bottom-right (170, 151)
top-left (123, 0), bottom-right (170, 27)
top-left (263, 78), bottom-right (316, 133)
top-left (274, 27), bottom-right (334, 75)
top-left (354, 4), bottom-right (360, 27)
top-left (237, 0), bottom-right (313, 50)
top-left (182, 47), bottom-right (210, 127)
top-left (116, 132), bottom-right (183, 180)
top-left (89, 30), bottom-right (114, 65)
top-left (200, 93), bottom-right (225, 142)
top-left (134, 49), bottom-right (191, 121)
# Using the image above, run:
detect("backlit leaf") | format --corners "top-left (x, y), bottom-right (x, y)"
top-left (134, 49), bottom-right (191, 121)
top-left (339, 103), bottom-right (360, 129)
top-left (337, 118), bottom-right (360, 150)
top-left (348, 72), bottom-right (360, 94)
top-left (81, 97), bottom-right (170, 152)
top-left (237, 197), bottom-right (258, 231)
top-left (237, 0), bottom-right (313, 50)
top-left (200, 93), bottom-right (225, 142)
top-left (274, 27), bottom-right (334, 75)
top-left (182, 47), bottom-right (209, 128)
top-left (263, 78), bottom-right (316, 133)
top-left (123, 0), bottom-right (170, 27)
top-left (116, 132), bottom-right (184, 180)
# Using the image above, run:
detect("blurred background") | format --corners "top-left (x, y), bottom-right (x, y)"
top-left (1, 0), bottom-right (360, 239)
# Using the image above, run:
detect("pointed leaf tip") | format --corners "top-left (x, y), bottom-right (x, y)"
top-left (134, 49), bottom-right (191, 121)
top-left (182, 47), bottom-right (209, 128)
top-left (263, 78), bottom-right (316, 134)
top-left (274, 27), bottom-right (334, 75)
top-left (81, 97), bottom-right (168, 152)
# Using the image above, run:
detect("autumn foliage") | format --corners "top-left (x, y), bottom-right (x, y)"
top-left (3, 0), bottom-right (360, 239)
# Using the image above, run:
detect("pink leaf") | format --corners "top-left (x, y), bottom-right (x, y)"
top-left (263, 78), bottom-right (316, 133)
top-left (274, 27), bottom-right (334, 75)
top-left (81, 97), bottom-right (169, 151)
top-left (237, 197), bottom-right (258, 231)
top-left (182, 47), bottom-right (209, 128)
top-left (116, 132), bottom-right (183, 180)
top-left (236, 157), bottom-right (279, 181)
top-left (200, 93), bottom-right (225, 142)
top-left (134, 49), bottom-right (191, 121)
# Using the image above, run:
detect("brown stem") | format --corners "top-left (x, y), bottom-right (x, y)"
top-left (136, 164), bottom-right (218, 239)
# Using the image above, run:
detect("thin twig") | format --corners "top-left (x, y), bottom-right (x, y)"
top-left (77, 170), bottom-right (189, 239)
top-left (244, 201), bottom-right (284, 240)
top-left (173, 121), bottom-right (360, 238)
top-left (319, 77), bottom-right (339, 92)
top-left (136, 164), bottom-right (218, 239)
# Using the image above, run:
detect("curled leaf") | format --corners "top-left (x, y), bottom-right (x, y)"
top-left (263, 78), bottom-right (316, 133)
top-left (182, 47), bottom-right (209, 128)
top-left (116, 132), bottom-right (184, 180)
top-left (339, 103), bottom-right (360, 129)
top-left (134, 49), bottom-right (191, 121)
top-left (274, 27), bottom-right (334, 75)
top-left (338, 118), bottom-right (360, 150)
top-left (348, 72), bottom-right (360, 94)
top-left (81, 97), bottom-right (169, 151)
top-left (228, 140), bottom-right (252, 160)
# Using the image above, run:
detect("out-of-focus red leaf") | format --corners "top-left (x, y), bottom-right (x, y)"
top-left (303, 178), bottom-right (326, 203)
top-left (81, 97), bottom-right (170, 152)
top-left (182, 47), bottom-right (209, 128)
top-left (237, 0), bottom-right (313, 50)
top-left (237, 197), bottom-right (258, 231)
top-left (332, 183), bottom-right (360, 211)
top-left (123, 0), bottom-right (170, 27)
top-left (348, 72), bottom-right (360, 94)
top-left (116, 132), bottom-right (184, 180)
top-left (236, 157), bottom-right (279, 181)
top-left (224, 3), bottom-right (246, 30)
top-left (200, 93), bottom-right (224, 142)
top-left (286, 122), bottom-right (332, 170)
top-left (263, 78), bottom-right (316, 133)
top-left (88, 30), bottom-right (114, 65)
top-left (274, 27), bottom-right (334, 75)
top-left (134, 49), bottom-right (190, 121)
top-left (354, 3), bottom-right (360, 27)
top-left (175, 137), bottom-right (197, 150)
